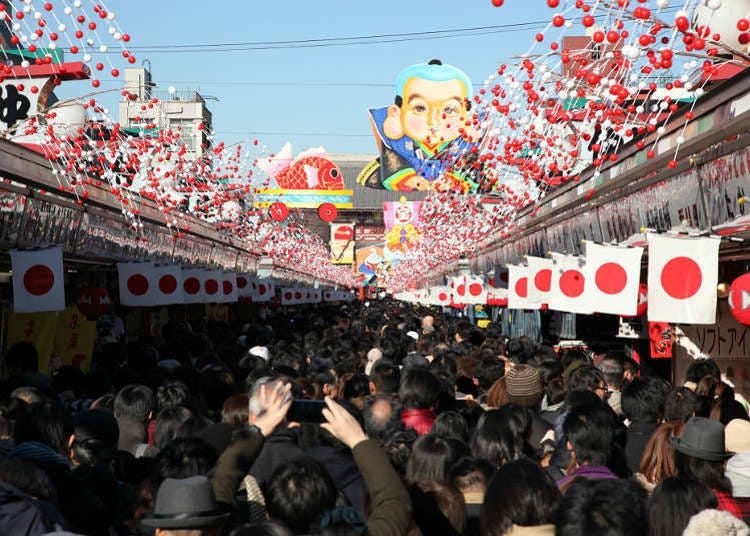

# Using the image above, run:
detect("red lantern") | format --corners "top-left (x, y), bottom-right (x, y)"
top-left (729, 273), bottom-right (750, 325)
top-left (318, 203), bottom-right (338, 222)
top-left (76, 287), bottom-right (111, 316)
top-left (269, 202), bottom-right (288, 221)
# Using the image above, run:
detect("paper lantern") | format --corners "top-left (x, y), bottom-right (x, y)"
top-left (728, 273), bottom-right (750, 325)
top-left (76, 287), bottom-right (111, 316)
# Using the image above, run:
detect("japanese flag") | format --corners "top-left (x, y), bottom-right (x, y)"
top-left (527, 256), bottom-right (554, 306)
top-left (585, 242), bottom-right (644, 316)
top-left (236, 274), bottom-right (253, 300)
top-left (152, 265), bottom-right (184, 306)
top-left (431, 286), bottom-right (452, 306)
top-left (182, 268), bottom-right (207, 304)
top-left (118, 262), bottom-right (157, 307)
top-left (203, 271), bottom-right (223, 302)
top-left (253, 279), bottom-right (275, 303)
top-left (462, 275), bottom-right (488, 304)
top-left (548, 254), bottom-right (592, 314)
top-left (647, 233), bottom-right (719, 324)
top-left (219, 272), bottom-right (238, 303)
top-left (281, 288), bottom-right (297, 305)
top-left (10, 247), bottom-right (66, 313)
top-left (508, 265), bottom-right (539, 310)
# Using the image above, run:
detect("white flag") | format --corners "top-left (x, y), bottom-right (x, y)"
top-left (203, 271), bottom-right (223, 302)
top-left (508, 265), bottom-right (539, 310)
top-left (11, 247), bottom-right (65, 313)
top-left (585, 242), bottom-right (644, 316)
top-left (182, 268), bottom-right (207, 304)
top-left (236, 274), bottom-right (253, 300)
top-left (647, 233), bottom-right (719, 324)
top-left (527, 256), bottom-right (554, 306)
top-left (218, 272), bottom-right (238, 303)
top-left (431, 286), bottom-right (452, 306)
top-left (253, 279), bottom-right (275, 303)
top-left (118, 262), bottom-right (157, 307)
top-left (152, 265), bottom-right (184, 306)
top-left (281, 288), bottom-right (296, 305)
top-left (548, 254), bottom-right (592, 314)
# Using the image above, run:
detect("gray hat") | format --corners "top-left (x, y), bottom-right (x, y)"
top-left (672, 416), bottom-right (734, 462)
top-left (141, 476), bottom-right (229, 529)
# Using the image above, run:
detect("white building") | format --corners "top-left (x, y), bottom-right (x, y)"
top-left (118, 67), bottom-right (213, 162)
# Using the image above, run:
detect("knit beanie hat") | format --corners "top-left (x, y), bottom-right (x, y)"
top-left (505, 365), bottom-right (543, 407)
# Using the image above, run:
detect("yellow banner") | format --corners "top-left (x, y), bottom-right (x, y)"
top-left (53, 307), bottom-right (96, 373)
top-left (7, 311), bottom-right (58, 373)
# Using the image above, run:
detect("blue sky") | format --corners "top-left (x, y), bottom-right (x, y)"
top-left (58, 0), bottom-right (548, 155)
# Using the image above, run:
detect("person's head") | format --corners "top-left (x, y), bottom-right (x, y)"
top-left (156, 381), bottom-right (192, 412)
top-left (639, 420), bottom-right (684, 485)
top-left (448, 456), bottom-right (495, 495)
top-left (369, 360), bottom-right (400, 395)
top-left (431, 411), bottom-right (469, 444)
top-left (672, 417), bottom-right (733, 491)
top-left (418, 480), bottom-right (467, 535)
top-left (264, 457), bottom-right (337, 534)
top-left (363, 395), bottom-right (403, 443)
top-left (567, 365), bottom-right (608, 401)
top-left (221, 393), bottom-right (249, 429)
top-left (664, 386), bottom-right (698, 422)
top-left (142, 476), bottom-right (228, 536)
top-left (69, 408), bottom-right (119, 468)
top-left (685, 358), bottom-right (721, 385)
top-left (154, 406), bottom-right (194, 450)
top-left (0, 456), bottom-right (57, 503)
top-left (13, 399), bottom-right (73, 455)
top-left (406, 433), bottom-right (458, 484)
top-left (399, 368), bottom-right (442, 410)
top-left (114, 384), bottom-right (156, 424)
top-left (649, 476), bottom-right (718, 536)
top-left (480, 458), bottom-right (560, 536)
top-left (621, 376), bottom-right (669, 423)
top-left (556, 478), bottom-right (648, 535)
top-left (504, 364), bottom-right (544, 409)
top-left (471, 404), bottom-right (533, 469)
top-left (622, 358), bottom-right (640, 384)
top-left (383, 59), bottom-right (473, 149)
top-left (155, 437), bottom-right (218, 487)
top-left (11, 386), bottom-right (44, 405)
top-left (5, 341), bottom-right (39, 376)
top-left (597, 358), bottom-right (624, 390)
top-left (563, 401), bottom-right (614, 467)
top-left (342, 374), bottom-right (370, 402)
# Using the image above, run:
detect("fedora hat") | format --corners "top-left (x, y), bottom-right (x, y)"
top-left (671, 416), bottom-right (734, 462)
top-left (141, 476), bottom-right (230, 529)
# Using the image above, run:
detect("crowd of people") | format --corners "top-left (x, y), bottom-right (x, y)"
top-left (0, 301), bottom-right (748, 536)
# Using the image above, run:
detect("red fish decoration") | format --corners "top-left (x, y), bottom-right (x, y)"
top-left (258, 143), bottom-right (344, 190)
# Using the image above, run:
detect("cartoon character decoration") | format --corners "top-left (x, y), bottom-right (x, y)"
top-left (384, 198), bottom-right (422, 252)
top-left (358, 59), bottom-right (490, 193)
top-left (258, 143), bottom-right (344, 190)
